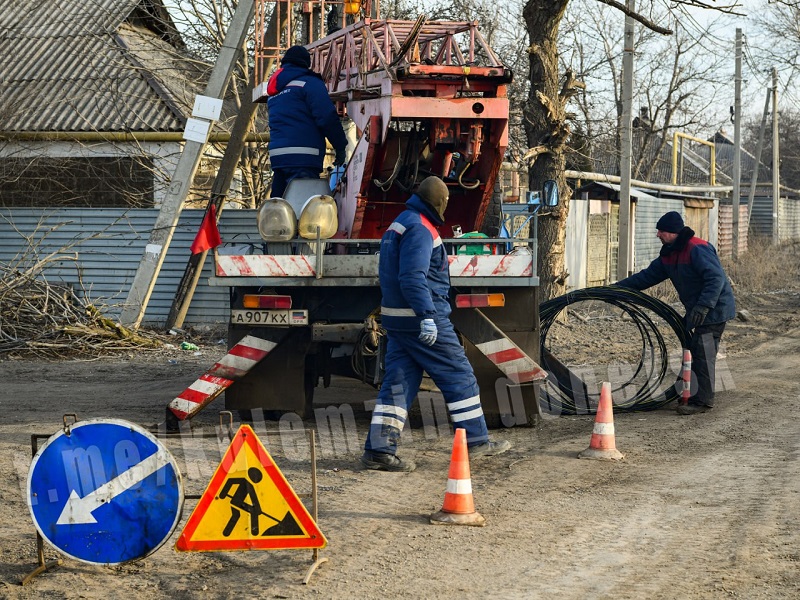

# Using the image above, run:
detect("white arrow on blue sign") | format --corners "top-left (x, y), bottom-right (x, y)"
top-left (27, 418), bottom-right (183, 565)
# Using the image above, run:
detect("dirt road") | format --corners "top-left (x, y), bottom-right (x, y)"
top-left (1, 290), bottom-right (799, 599)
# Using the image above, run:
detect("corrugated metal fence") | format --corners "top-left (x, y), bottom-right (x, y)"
top-left (0, 208), bottom-right (262, 326)
top-left (634, 197), bottom-right (682, 272)
top-left (718, 204), bottom-right (749, 258)
top-left (779, 197), bottom-right (800, 242)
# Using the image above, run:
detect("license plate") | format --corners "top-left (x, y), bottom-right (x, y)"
top-left (230, 309), bottom-right (309, 326)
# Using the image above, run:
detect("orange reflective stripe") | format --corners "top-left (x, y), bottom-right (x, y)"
top-left (419, 214), bottom-right (441, 242)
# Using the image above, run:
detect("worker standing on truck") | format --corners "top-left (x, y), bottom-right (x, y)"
top-left (266, 45), bottom-right (348, 197)
top-left (616, 211), bottom-right (735, 415)
top-left (361, 176), bottom-right (512, 472)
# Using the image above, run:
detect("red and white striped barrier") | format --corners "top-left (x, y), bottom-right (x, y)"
top-left (168, 335), bottom-right (277, 421)
top-left (216, 255), bottom-right (317, 277)
top-left (447, 255), bottom-right (533, 277)
top-left (450, 305), bottom-right (547, 385)
top-left (215, 253), bottom-right (534, 278)
top-left (473, 336), bottom-right (548, 384)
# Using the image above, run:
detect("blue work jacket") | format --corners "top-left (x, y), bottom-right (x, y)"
top-left (266, 64), bottom-right (347, 172)
top-left (379, 196), bottom-right (451, 331)
top-left (617, 228), bottom-right (736, 325)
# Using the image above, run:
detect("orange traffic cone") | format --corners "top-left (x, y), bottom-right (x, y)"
top-left (680, 349), bottom-right (692, 405)
top-left (430, 428), bottom-right (486, 527)
top-left (578, 381), bottom-right (624, 461)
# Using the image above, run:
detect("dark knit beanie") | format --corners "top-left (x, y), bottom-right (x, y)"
top-left (656, 211), bottom-right (684, 233)
top-left (417, 176), bottom-right (449, 221)
top-left (282, 45), bottom-right (311, 69)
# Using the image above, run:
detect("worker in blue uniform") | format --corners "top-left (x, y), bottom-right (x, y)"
top-left (266, 45), bottom-right (348, 197)
top-left (361, 176), bottom-right (512, 471)
top-left (616, 211), bottom-right (736, 415)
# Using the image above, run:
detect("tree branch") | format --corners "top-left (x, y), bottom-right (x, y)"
top-left (536, 90), bottom-right (558, 124)
top-left (594, 0), bottom-right (674, 35)
top-left (522, 145), bottom-right (551, 167)
top-left (671, 0), bottom-right (745, 15)
top-left (560, 68), bottom-right (586, 100)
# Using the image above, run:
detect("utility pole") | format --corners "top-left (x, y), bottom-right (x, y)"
top-left (165, 69), bottom-right (261, 332)
top-left (732, 29), bottom-right (742, 260)
top-left (746, 87), bottom-right (771, 230)
top-left (617, 0), bottom-right (635, 281)
top-left (772, 67), bottom-right (780, 244)
top-left (120, 0), bottom-right (256, 328)
top-left (166, 5), bottom-right (288, 331)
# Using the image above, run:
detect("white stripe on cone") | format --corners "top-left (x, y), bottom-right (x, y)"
top-left (446, 478), bottom-right (473, 494)
top-left (593, 422), bottom-right (615, 435)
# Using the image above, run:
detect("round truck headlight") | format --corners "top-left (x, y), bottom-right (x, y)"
top-left (298, 194), bottom-right (338, 240)
top-left (257, 197), bottom-right (297, 241)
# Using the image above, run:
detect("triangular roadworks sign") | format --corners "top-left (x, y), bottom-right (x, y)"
top-left (176, 425), bottom-right (326, 551)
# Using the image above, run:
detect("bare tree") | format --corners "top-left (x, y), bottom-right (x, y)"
top-left (523, 0), bottom-right (744, 300)
top-left (567, 2), bottom-right (727, 179)
top-left (168, 0), bottom-right (274, 208)
top-left (751, 0), bottom-right (800, 83)
top-left (744, 107), bottom-right (800, 190)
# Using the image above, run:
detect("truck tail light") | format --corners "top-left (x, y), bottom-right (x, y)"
top-left (454, 293), bottom-right (505, 308)
top-left (243, 294), bottom-right (292, 309)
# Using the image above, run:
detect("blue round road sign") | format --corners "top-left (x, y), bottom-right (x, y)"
top-left (27, 419), bottom-right (183, 565)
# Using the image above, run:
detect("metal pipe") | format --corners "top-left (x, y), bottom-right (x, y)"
top-left (565, 170), bottom-right (731, 194)
top-left (671, 132), bottom-right (716, 186)
top-left (732, 28), bottom-right (742, 259)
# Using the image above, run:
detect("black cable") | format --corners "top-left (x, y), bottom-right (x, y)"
top-left (539, 286), bottom-right (689, 415)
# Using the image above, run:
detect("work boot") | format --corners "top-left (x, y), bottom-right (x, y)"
top-left (468, 439), bottom-right (512, 458)
top-left (360, 451), bottom-right (416, 472)
top-left (676, 403), bottom-right (712, 416)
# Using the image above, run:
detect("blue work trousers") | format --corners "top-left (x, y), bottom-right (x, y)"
top-left (364, 321), bottom-right (490, 454)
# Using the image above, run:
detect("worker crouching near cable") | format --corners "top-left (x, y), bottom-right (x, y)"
top-left (616, 211), bottom-right (736, 415)
top-left (360, 176), bottom-right (512, 471)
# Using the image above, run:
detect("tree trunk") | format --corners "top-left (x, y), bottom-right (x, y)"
top-left (523, 0), bottom-right (571, 301)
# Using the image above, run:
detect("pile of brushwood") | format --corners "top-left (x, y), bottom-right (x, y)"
top-left (0, 255), bottom-right (163, 359)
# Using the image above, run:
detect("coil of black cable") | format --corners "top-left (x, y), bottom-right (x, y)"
top-left (539, 286), bottom-right (689, 415)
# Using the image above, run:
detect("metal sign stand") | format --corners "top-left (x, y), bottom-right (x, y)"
top-left (21, 413), bottom-right (328, 585)
top-left (302, 430), bottom-right (328, 584)
top-left (20, 414), bottom-right (79, 585)
top-left (167, 413), bottom-right (328, 584)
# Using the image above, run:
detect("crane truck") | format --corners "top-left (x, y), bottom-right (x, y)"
top-left (165, 0), bottom-right (556, 432)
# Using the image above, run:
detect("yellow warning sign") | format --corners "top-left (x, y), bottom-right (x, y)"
top-left (176, 425), bottom-right (326, 551)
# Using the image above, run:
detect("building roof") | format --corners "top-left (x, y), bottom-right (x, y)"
top-left (587, 127), bottom-right (774, 188)
top-left (707, 130), bottom-right (774, 185)
top-left (574, 181), bottom-right (661, 202)
top-left (589, 130), bottom-right (714, 186)
top-left (0, 0), bottom-right (207, 133)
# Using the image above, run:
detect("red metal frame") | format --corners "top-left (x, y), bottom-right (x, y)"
top-left (253, 1), bottom-right (511, 240)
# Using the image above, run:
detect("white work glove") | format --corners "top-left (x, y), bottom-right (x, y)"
top-left (419, 318), bottom-right (437, 346)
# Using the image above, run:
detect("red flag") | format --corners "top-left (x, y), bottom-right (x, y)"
top-left (190, 204), bottom-right (222, 254)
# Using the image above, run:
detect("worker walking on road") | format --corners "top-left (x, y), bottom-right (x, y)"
top-left (361, 176), bottom-right (512, 472)
top-left (266, 45), bottom-right (348, 197)
top-left (616, 211), bottom-right (735, 415)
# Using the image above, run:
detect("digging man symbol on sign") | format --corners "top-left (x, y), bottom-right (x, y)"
top-left (218, 467), bottom-right (279, 536)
